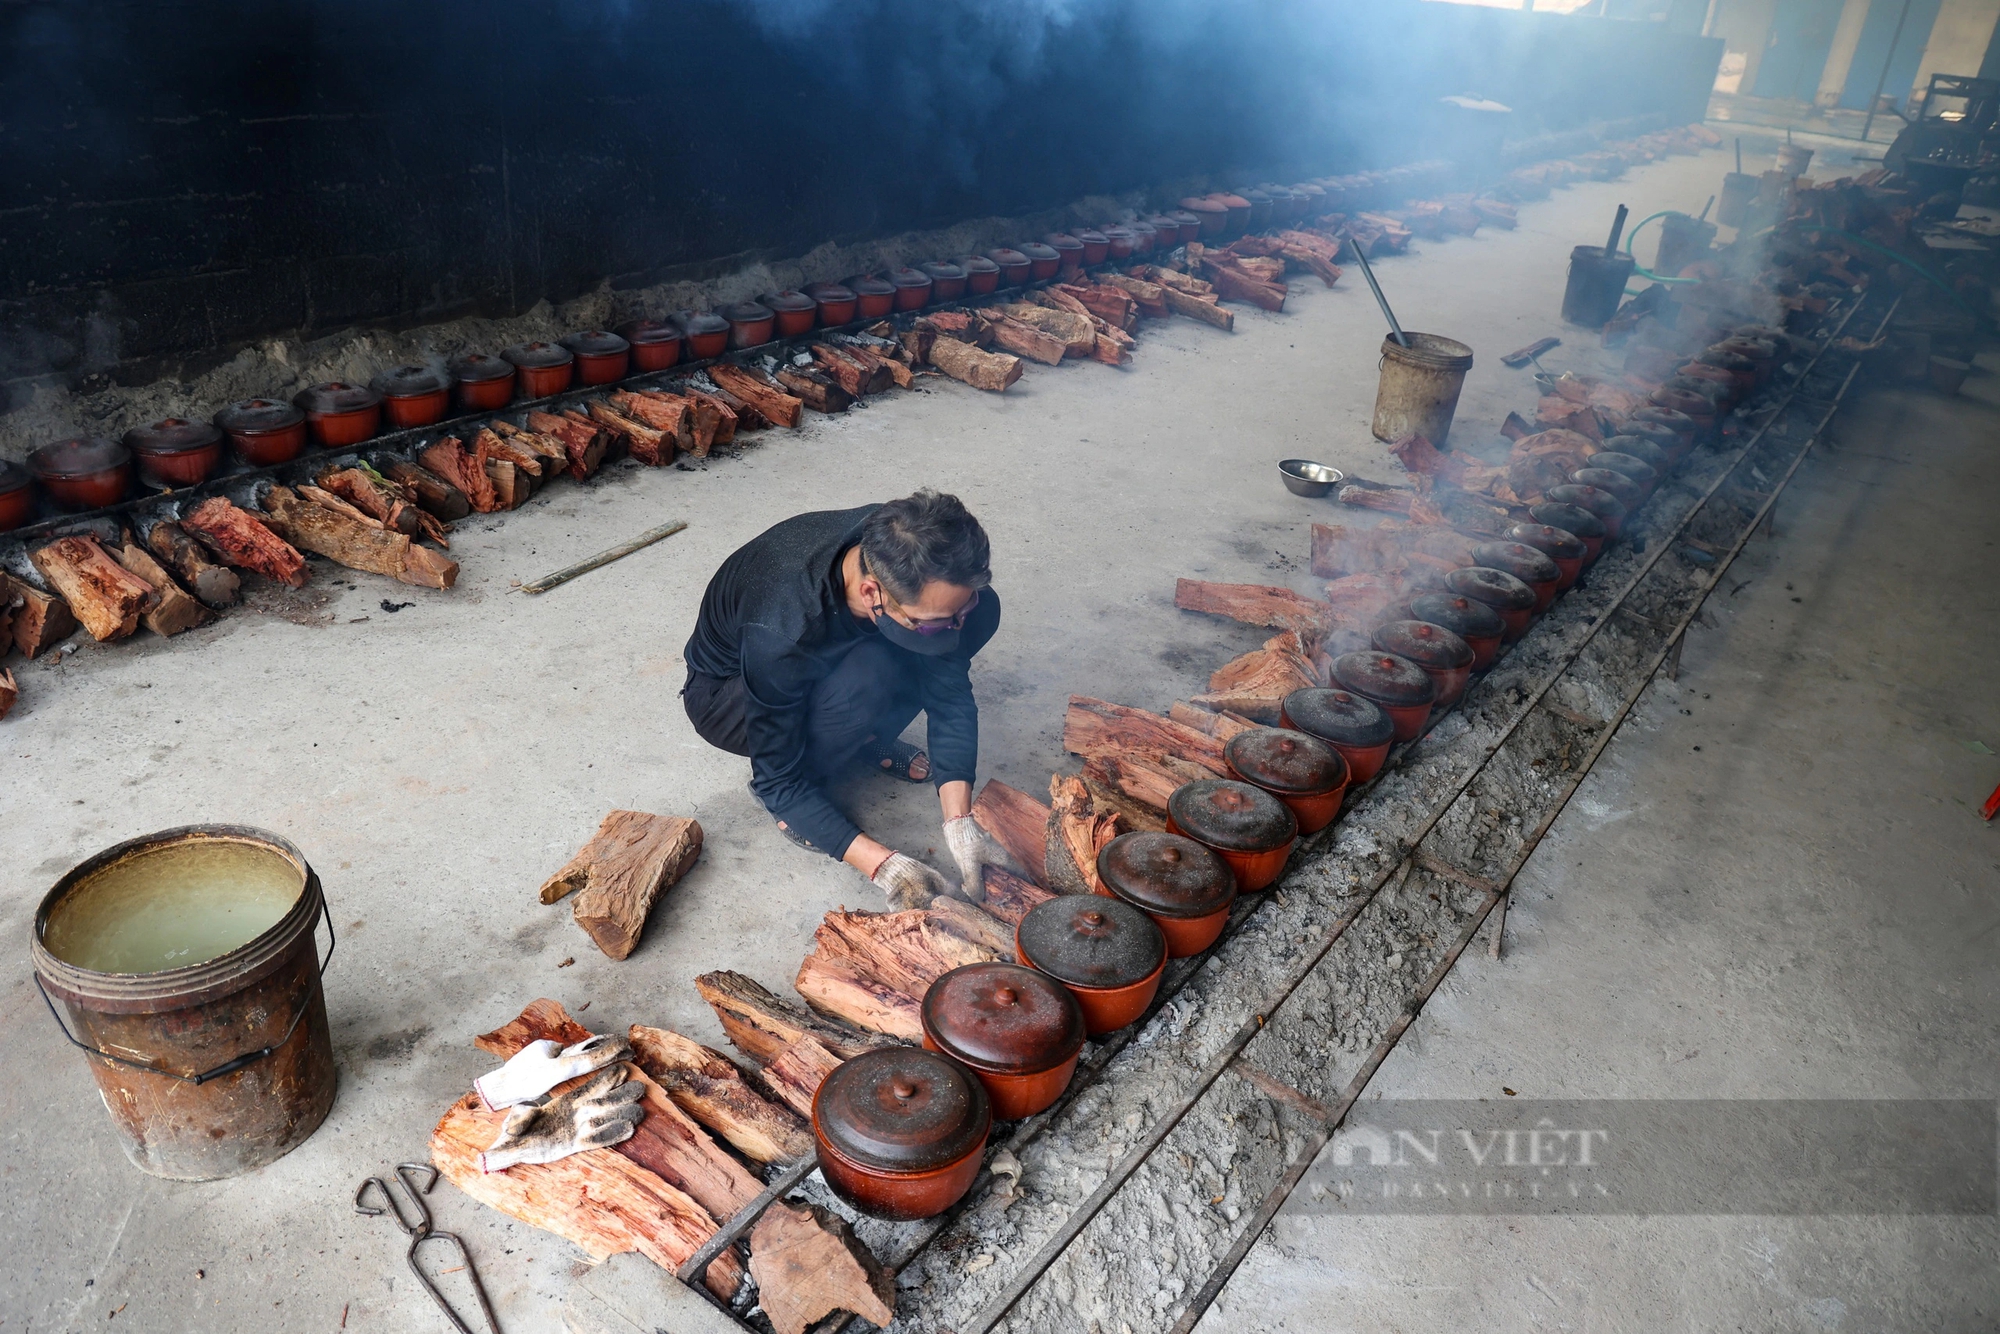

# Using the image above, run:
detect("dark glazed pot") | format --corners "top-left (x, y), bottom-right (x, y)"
top-left (1580, 457), bottom-right (1656, 501)
top-left (764, 291), bottom-right (819, 338)
top-left (1506, 522), bottom-right (1588, 590)
top-left (1409, 592), bottom-right (1507, 671)
top-left (674, 313), bottom-right (732, 360)
top-left (721, 302), bottom-right (777, 350)
top-left (28, 437), bottom-right (132, 510)
top-left (293, 382), bottom-right (383, 448)
top-left (1019, 242), bottom-right (1062, 281)
top-left (1094, 831), bottom-right (1237, 958)
top-left (1470, 540), bottom-right (1563, 614)
top-left (920, 262), bottom-right (968, 301)
top-left (1239, 188), bottom-right (1273, 232)
top-left (1164, 779), bottom-right (1298, 893)
top-left (370, 365), bottom-right (452, 429)
top-left (0, 460), bottom-right (32, 530)
top-left (813, 1048), bottom-right (990, 1220)
top-left (1043, 234), bottom-right (1085, 276)
top-left (804, 284), bottom-right (859, 328)
top-left (986, 249), bottom-right (1032, 287)
top-left (960, 255), bottom-right (1001, 295)
top-left (502, 342), bottom-right (576, 398)
top-left (1373, 620), bottom-right (1476, 709)
top-left (1223, 727), bottom-right (1349, 835)
top-left (1645, 389), bottom-right (1712, 434)
top-left (1331, 651), bottom-right (1436, 742)
top-left (619, 322), bottom-right (684, 373)
top-left (124, 418), bottom-right (224, 488)
top-left (1604, 428), bottom-right (1675, 473)
top-left (1698, 346), bottom-right (1758, 397)
top-left (213, 399), bottom-right (308, 466)
top-left (448, 353), bottom-right (519, 409)
top-left (846, 278), bottom-right (897, 321)
top-left (1208, 193), bottom-right (1249, 236)
top-left (1076, 229), bottom-right (1111, 266)
top-left (921, 963), bottom-right (1085, 1120)
top-left (1016, 895), bottom-right (1167, 1036)
top-left (887, 268), bottom-right (934, 312)
top-left (1626, 408), bottom-right (1696, 459)
top-left (562, 330), bottom-right (631, 385)
top-left (1280, 687), bottom-right (1395, 784)
top-left (1529, 502), bottom-right (1608, 565)
top-left (1443, 567), bottom-right (1538, 644)
top-left (1548, 482), bottom-right (1630, 538)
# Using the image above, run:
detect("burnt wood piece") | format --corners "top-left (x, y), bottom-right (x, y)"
top-left (146, 521), bottom-right (240, 609)
top-left (2, 573), bottom-right (76, 657)
top-left (627, 1025), bottom-right (812, 1165)
top-left (30, 536), bottom-right (154, 641)
top-left (525, 410), bottom-right (609, 479)
top-left (489, 420), bottom-right (572, 476)
top-left (774, 366), bottom-right (853, 414)
top-left (694, 971), bottom-right (900, 1067)
top-left (832, 339), bottom-right (914, 389)
top-left (1081, 773), bottom-right (1167, 833)
top-left (681, 388), bottom-right (741, 443)
top-left (707, 366), bottom-right (804, 430)
top-left (749, 1202), bottom-right (898, 1334)
top-left (810, 344), bottom-right (889, 397)
top-left (110, 541), bottom-right (210, 636)
top-left (381, 459), bottom-right (472, 522)
top-left (183, 497), bottom-right (309, 587)
top-left (612, 390), bottom-right (695, 456)
top-left (971, 779), bottom-right (1053, 885)
top-left (539, 811), bottom-right (704, 961)
top-left (1082, 751), bottom-right (1204, 819)
top-left (261, 486), bottom-right (458, 589)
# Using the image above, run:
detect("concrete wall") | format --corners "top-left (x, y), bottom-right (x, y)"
top-left (1711, 0), bottom-right (1785, 93)
top-left (1816, 0), bottom-right (1877, 104)
top-left (1909, 0), bottom-right (2000, 92)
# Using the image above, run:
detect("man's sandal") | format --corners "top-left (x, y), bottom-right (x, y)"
top-left (863, 737), bottom-right (931, 783)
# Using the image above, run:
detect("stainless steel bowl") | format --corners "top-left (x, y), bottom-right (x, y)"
top-left (1279, 459), bottom-right (1343, 498)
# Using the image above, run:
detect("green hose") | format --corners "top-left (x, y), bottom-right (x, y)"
top-left (1620, 210), bottom-right (1701, 284)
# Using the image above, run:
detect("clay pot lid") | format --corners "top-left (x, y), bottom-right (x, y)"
top-left (1282, 687), bottom-right (1394, 747)
top-left (502, 341), bottom-right (575, 369)
top-left (919, 261), bottom-right (965, 282)
top-left (1664, 377), bottom-right (1726, 403)
top-left (1598, 434), bottom-right (1670, 470)
top-left (1374, 620), bottom-right (1475, 670)
top-left (1237, 188), bottom-right (1271, 204)
top-left (958, 255), bottom-right (1000, 274)
top-left (618, 320), bottom-right (683, 347)
top-left (1167, 778), bottom-right (1298, 853)
top-left (1042, 234), bottom-right (1084, 254)
top-left (0, 459), bottom-right (26, 494)
top-left (1444, 566), bottom-right (1537, 613)
top-left (1529, 502), bottom-right (1606, 541)
top-left (1225, 727), bottom-right (1347, 797)
top-left (1145, 214), bottom-right (1180, 230)
top-left (1470, 540), bottom-right (1562, 585)
top-left (448, 351), bottom-right (517, 382)
top-left (1168, 210), bottom-right (1202, 227)
top-left (1075, 229), bottom-right (1109, 244)
top-left (720, 301), bottom-right (775, 324)
top-left (885, 268), bottom-right (932, 291)
top-left (674, 311), bottom-right (732, 335)
top-left (561, 330), bottom-right (631, 358)
top-left (1717, 336), bottom-right (1776, 361)
top-left (1293, 183), bottom-right (1327, 199)
top-left (1178, 197), bottom-right (1226, 214)
top-left (1506, 522), bottom-right (1588, 561)
top-left (763, 291), bottom-right (817, 313)
top-left (1129, 220), bottom-right (1159, 238)
top-left (293, 382), bottom-right (383, 414)
top-left (1332, 651), bottom-right (1436, 707)
top-left (845, 277), bottom-right (895, 296)
top-left (1698, 347), bottom-right (1754, 370)
top-left (1095, 831), bottom-right (1236, 920)
top-left (1647, 388), bottom-right (1709, 414)
top-left (1016, 243), bottom-right (1060, 261)
top-left (921, 962), bottom-right (1085, 1074)
top-left (123, 417), bottom-right (222, 456)
top-left (805, 282), bottom-right (858, 300)
top-left (985, 249), bottom-right (1030, 267)
top-left (214, 398), bottom-right (304, 433)
top-left (1580, 457), bottom-right (1656, 492)
top-left (369, 364), bottom-right (448, 399)
top-left (1212, 193), bottom-right (1251, 209)
top-left (1017, 894), bottom-right (1166, 990)
top-left (28, 436), bottom-right (128, 478)
top-left (1409, 592), bottom-right (1506, 641)
top-left (1104, 226), bottom-right (1136, 241)
top-left (813, 1047), bottom-right (990, 1173)
top-left (1548, 482), bottom-right (1629, 521)
top-left (1629, 406), bottom-right (1694, 432)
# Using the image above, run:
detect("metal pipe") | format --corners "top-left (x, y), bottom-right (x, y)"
top-left (1861, 0), bottom-right (1916, 144)
top-left (1604, 203), bottom-right (1630, 254)
top-left (1344, 232), bottom-right (1410, 348)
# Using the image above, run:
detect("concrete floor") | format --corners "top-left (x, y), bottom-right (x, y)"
top-left (6, 133), bottom-right (1991, 1333)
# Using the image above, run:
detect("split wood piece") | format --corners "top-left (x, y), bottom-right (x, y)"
top-left (1198, 256), bottom-right (1287, 312)
top-left (775, 366), bottom-right (854, 414)
top-left (2, 573), bottom-right (76, 657)
top-left (1195, 630), bottom-right (1320, 724)
top-left (628, 1025), bottom-right (812, 1166)
top-left (1081, 752), bottom-right (1203, 820)
top-left (810, 344), bottom-right (888, 398)
top-left (1167, 702), bottom-right (1258, 742)
top-left (1080, 772), bottom-right (1166, 833)
top-left (1174, 577), bottom-right (1331, 638)
top-left (694, 971), bottom-right (899, 1067)
top-left (587, 401), bottom-right (674, 466)
top-left (482, 457), bottom-right (528, 511)
top-left (476, 995), bottom-right (594, 1053)
top-left (1063, 695), bottom-right (1230, 777)
top-left (979, 867), bottom-right (1058, 927)
top-left (1311, 522), bottom-right (1406, 579)
top-left (994, 303), bottom-right (1095, 358)
top-left (684, 393), bottom-right (731, 452)
top-left (1046, 774), bottom-right (1127, 896)
top-left (1060, 282), bottom-right (1138, 330)
top-left (685, 383), bottom-right (754, 435)
top-left (1338, 484), bottom-right (1414, 514)
top-left (926, 337), bottom-right (1023, 393)
top-left (1272, 232), bottom-right (1345, 287)
top-left (1099, 273), bottom-right (1169, 319)
top-left (1159, 284), bottom-right (1236, 331)
top-left (831, 339), bottom-right (913, 389)
top-left (920, 311), bottom-right (990, 347)
top-left (794, 908), bottom-right (1003, 1040)
top-left (0, 592), bottom-right (11, 658)
top-left (110, 541), bottom-right (210, 636)
top-left (539, 810), bottom-right (703, 961)
top-left (183, 496), bottom-right (308, 587)
top-left (420, 437), bottom-right (501, 513)
top-left (562, 408), bottom-right (620, 463)
top-left (758, 1033), bottom-right (844, 1121)
top-left (985, 314), bottom-right (1068, 367)
top-left (490, 420), bottom-right (572, 475)
top-left (749, 1201), bottom-right (897, 1334)
top-left (1143, 266), bottom-right (1217, 298)
top-left (145, 521), bottom-right (240, 609)
top-left (613, 390), bottom-right (696, 455)
top-left (261, 486), bottom-right (459, 590)
top-left (525, 410), bottom-right (609, 478)
top-left (318, 465), bottom-right (422, 533)
top-left (1501, 336), bottom-right (1560, 368)
top-left (971, 778), bottom-right (1053, 886)
top-left (707, 365), bottom-right (804, 430)
top-left (381, 459), bottom-right (472, 522)
top-left (1226, 255), bottom-right (1288, 285)
top-left (472, 428), bottom-right (546, 480)
top-left (0, 668), bottom-right (15, 720)
top-left (1090, 330), bottom-right (1132, 368)
top-left (31, 536), bottom-right (156, 642)
top-left (1034, 287), bottom-right (1096, 323)
top-left (924, 893), bottom-right (1015, 957)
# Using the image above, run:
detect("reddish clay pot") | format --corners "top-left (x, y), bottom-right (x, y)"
top-left (1238, 189), bottom-right (1273, 232)
top-left (846, 278), bottom-right (897, 321)
top-left (1280, 687), bottom-right (1395, 785)
top-left (986, 249), bottom-right (1032, 287)
top-left (921, 963), bottom-right (1085, 1120)
top-left (448, 353), bottom-right (519, 409)
top-left (1473, 539), bottom-right (1564, 609)
top-left (1506, 522), bottom-right (1587, 590)
top-left (619, 322), bottom-right (684, 373)
top-left (1530, 502), bottom-right (1607, 565)
top-left (124, 418), bottom-right (224, 488)
top-left (1580, 458), bottom-right (1656, 502)
top-left (763, 292), bottom-right (819, 338)
top-left (1127, 221), bottom-right (1157, 255)
top-left (503, 342), bottom-right (576, 398)
top-left (919, 262), bottom-right (968, 301)
top-left (1167, 210), bottom-right (1203, 243)
top-left (1016, 895), bottom-right (1167, 1036)
top-left (1093, 831), bottom-right (1237, 958)
top-left (293, 382), bottom-right (383, 448)
top-left (213, 399), bottom-right (308, 466)
top-left (812, 1048), bottom-right (990, 1221)
top-left (1676, 361), bottom-right (1740, 408)
top-left (1717, 336), bottom-right (1778, 387)
top-left (1648, 387), bottom-right (1713, 432)
top-left (1018, 242), bottom-right (1062, 281)
top-left (371, 365), bottom-right (452, 429)
top-left (1331, 651), bottom-right (1435, 743)
top-left (1043, 234), bottom-right (1085, 276)
top-left (1626, 408), bottom-right (1696, 459)
top-left (1548, 482), bottom-right (1629, 539)
top-left (0, 460), bottom-right (32, 530)
top-left (1165, 779), bottom-right (1298, 893)
top-left (1209, 193), bottom-right (1250, 236)
top-left (804, 284), bottom-right (859, 328)
top-left (1443, 567), bottom-right (1537, 644)
top-left (1223, 727), bottom-right (1348, 835)
top-left (1076, 229), bottom-right (1110, 266)
top-left (559, 331), bottom-right (631, 386)
top-left (1600, 430), bottom-right (1673, 475)
top-left (1698, 347), bottom-right (1758, 397)
top-left (1374, 620), bottom-right (1475, 710)
top-left (960, 256), bottom-right (1001, 295)
top-left (1409, 592), bottom-right (1506, 670)
top-left (721, 302), bottom-right (776, 350)
top-left (887, 268), bottom-right (933, 312)
top-left (28, 437), bottom-right (131, 510)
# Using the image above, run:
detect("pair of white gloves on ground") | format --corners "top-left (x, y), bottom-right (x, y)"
top-left (871, 816), bottom-right (1029, 910)
top-left (474, 1035), bottom-right (645, 1173)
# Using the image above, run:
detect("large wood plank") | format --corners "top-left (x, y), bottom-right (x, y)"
top-left (971, 779), bottom-right (1052, 886)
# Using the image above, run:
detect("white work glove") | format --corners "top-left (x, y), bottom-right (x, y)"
top-left (474, 1033), bottom-right (631, 1111)
top-left (943, 816), bottom-right (1029, 903)
top-left (479, 1066), bottom-right (646, 1173)
top-left (872, 851), bottom-right (956, 911)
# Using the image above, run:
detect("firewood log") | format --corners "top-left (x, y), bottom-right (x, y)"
top-left (794, 908), bottom-right (1002, 1040)
top-left (0, 668), bottom-right (16, 721)
top-left (758, 1033), bottom-right (843, 1120)
top-left (627, 1025), bottom-right (812, 1165)
top-left (996, 303), bottom-right (1095, 358)
top-left (1100, 273), bottom-right (1169, 318)
top-left (420, 437), bottom-right (500, 513)
top-left (1338, 484), bottom-right (1414, 514)
top-left (525, 410), bottom-right (608, 478)
top-left (687, 382), bottom-right (759, 432)
top-left (381, 460), bottom-right (471, 521)
top-left (985, 314), bottom-right (1068, 366)
top-left (694, 971), bottom-right (899, 1067)
top-left (898, 325), bottom-right (936, 367)
top-left (1198, 256), bottom-right (1286, 312)
top-left (774, 366), bottom-right (852, 414)
top-left (110, 541), bottom-right (210, 637)
top-left (923, 894), bottom-right (1015, 958)
top-left (928, 337), bottom-right (1023, 392)
top-left (1034, 287), bottom-right (1094, 322)
top-left (0, 593), bottom-right (11, 657)
top-left (587, 401), bottom-right (673, 466)
top-left (317, 466), bottom-right (422, 534)
top-left (538, 810), bottom-right (703, 961)
top-left (707, 366), bottom-right (803, 429)
top-left (144, 521), bottom-right (240, 609)
top-left (1090, 333), bottom-right (1131, 368)
top-left (1173, 578), bottom-right (1331, 638)
top-left (979, 867), bottom-right (1057, 926)
top-left (830, 339), bottom-right (913, 389)
top-left (614, 390), bottom-right (696, 455)
top-left (491, 421), bottom-right (572, 475)
top-left (1046, 774), bottom-right (1127, 896)
top-left (2, 573), bottom-right (76, 657)
top-left (971, 779), bottom-right (1052, 884)
top-left (471, 428), bottom-right (545, 480)
top-left (1159, 284), bottom-right (1236, 331)
top-left (183, 497), bottom-right (308, 587)
top-left (1193, 631), bottom-right (1319, 723)
top-left (261, 487), bottom-right (458, 590)
top-left (811, 344), bottom-right (890, 397)
top-left (1168, 702), bottom-right (1258, 742)
top-left (919, 311), bottom-right (988, 346)
top-left (749, 1201), bottom-right (897, 1334)
top-left (1081, 773), bottom-right (1166, 833)
top-left (1062, 282), bottom-right (1138, 330)
top-left (29, 537), bottom-right (153, 642)
top-left (561, 408), bottom-right (619, 462)
top-left (1082, 752), bottom-right (1191, 819)
top-left (482, 457), bottom-right (527, 510)
top-left (1062, 695), bottom-right (1230, 776)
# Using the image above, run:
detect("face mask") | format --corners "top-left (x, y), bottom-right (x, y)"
top-left (871, 606), bottom-right (962, 656)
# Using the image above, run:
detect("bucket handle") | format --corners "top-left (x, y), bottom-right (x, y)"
top-left (34, 899), bottom-right (335, 1086)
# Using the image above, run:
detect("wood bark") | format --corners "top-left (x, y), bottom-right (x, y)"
top-left (31, 536), bottom-right (155, 641)
top-left (110, 541), bottom-right (210, 636)
top-left (539, 810), bottom-right (703, 961)
top-left (758, 1034), bottom-right (844, 1120)
top-left (317, 465), bottom-right (423, 533)
top-left (1168, 702), bottom-right (1258, 742)
top-left (774, 366), bottom-right (853, 414)
top-left (587, 401), bottom-right (673, 466)
top-left (1174, 577), bottom-right (1330, 638)
top-left (1047, 774), bottom-right (1127, 896)
top-left (794, 908), bottom-right (1002, 1041)
top-left (707, 365), bottom-right (804, 429)
top-left (2, 573), bottom-right (76, 657)
top-left (420, 437), bottom-right (501, 513)
top-left (1062, 695), bottom-right (1230, 776)
top-left (627, 1025), bottom-right (812, 1165)
top-left (995, 303), bottom-right (1095, 358)
top-left (525, 410), bottom-right (609, 478)
top-left (145, 522), bottom-right (240, 609)
top-left (749, 1201), bottom-right (898, 1334)
top-left (694, 971), bottom-right (898, 1066)
top-left (0, 668), bottom-right (15, 721)
top-left (979, 867), bottom-right (1057, 927)
top-left (261, 486), bottom-right (459, 589)
top-left (971, 779), bottom-right (1052, 886)
top-left (1193, 631), bottom-right (1319, 723)
top-left (985, 314), bottom-right (1068, 366)
top-left (926, 337), bottom-right (1023, 392)
top-left (381, 459), bottom-right (472, 521)
top-left (183, 497), bottom-right (309, 587)
top-left (1100, 272), bottom-right (1170, 318)
top-left (1081, 773), bottom-right (1167, 833)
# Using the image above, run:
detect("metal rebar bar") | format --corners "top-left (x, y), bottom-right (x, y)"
top-left (1861, 0), bottom-right (1916, 144)
top-left (1344, 233), bottom-right (1410, 347)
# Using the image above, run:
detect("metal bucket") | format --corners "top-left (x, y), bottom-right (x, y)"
top-left (1654, 212), bottom-right (1718, 279)
top-left (1370, 332), bottom-right (1474, 445)
top-left (1716, 172), bottom-right (1759, 227)
top-left (1776, 143), bottom-right (1813, 177)
top-left (1560, 245), bottom-right (1635, 330)
top-left (31, 825), bottom-right (336, 1181)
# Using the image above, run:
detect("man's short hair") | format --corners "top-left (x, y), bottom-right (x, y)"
top-left (860, 490), bottom-right (991, 602)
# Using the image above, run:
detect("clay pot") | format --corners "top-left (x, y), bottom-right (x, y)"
top-left (1094, 831), bottom-right (1238, 958)
top-left (1443, 566), bottom-right (1537, 643)
top-left (1211, 193), bottom-right (1251, 236)
top-left (1223, 727), bottom-right (1348, 835)
top-left (1127, 221), bottom-right (1157, 255)
top-left (880, 268), bottom-right (929, 313)
top-left (1698, 346), bottom-right (1757, 397)
top-left (1529, 502), bottom-right (1607, 565)
top-left (804, 284), bottom-right (859, 328)
top-left (1178, 197), bottom-right (1225, 238)
top-left (213, 399), bottom-right (308, 466)
top-left (1504, 523), bottom-right (1587, 591)
top-left (1626, 408), bottom-right (1696, 459)
top-left (921, 963), bottom-right (1085, 1120)
top-left (1280, 687), bottom-right (1395, 785)
top-left (0, 460), bottom-right (32, 531)
top-left (448, 352), bottom-right (519, 409)
top-left (1043, 234), bottom-right (1085, 276)
top-left (1076, 229), bottom-right (1110, 266)
top-left (1017, 243), bottom-right (1061, 281)
top-left (763, 292), bottom-right (819, 338)
top-left (1408, 592), bottom-right (1506, 670)
top-left (1603, 428), bottom-right (1675, 474)
top-left (986, 250), bottom-right (1032, 287)
top-left (1548, 481), bottom-right (1630, 537)
top-left (668, 313), bottom-right (727, 361)
top-left (1238, 188), bottom-right (1273, 232)
top-left (1331, 651), bottom-right (1435, 742)
top-left (918, 262), bottom-right (967, 302)
top-left (293, 382), bottom-right (383, 448)
top-left (619, 322), bottom-right (684, 373)
top-left (1716, 336), bottom-right (1778, 387)
top-left (721, 302), bottom-right (777, 349)
top-left (370, 365), bottom-right (452, 429)
top-left (1580, 458), bottom-right (1656, 502)
top-left (1167, 210), bottom-right (1203, 243)
top-left (1469, 540), bottom-right (1563, 612)
top-left (1101, 227), bottom-right (1135, 260)
top-left (502, 342), bottom-right (576, 398)
top-left (1676, 361), bottom-right (1739, 408)
top-left (845, 279), bottom-right (897, 321)
top-left (1164, 779), bottom-right (1298, 893)
top-left (1016, 895), bottom-right (1167, 1036)
top-left (1373, 620), bottom-right (1475, 710)
top-left (812, 1048), bottom-right (990, 1220)
top-left (123, 418), bottom-right (224, 489)
top-left (959, 256), bottom-right (1000, 296)
top-left (27, 437), bottom-right (131, 511)
top-left (1647, 387), bottom-right (1713, 432)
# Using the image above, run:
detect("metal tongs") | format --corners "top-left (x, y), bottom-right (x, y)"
top-left (355, 1163), bottom-right (501, 1334)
